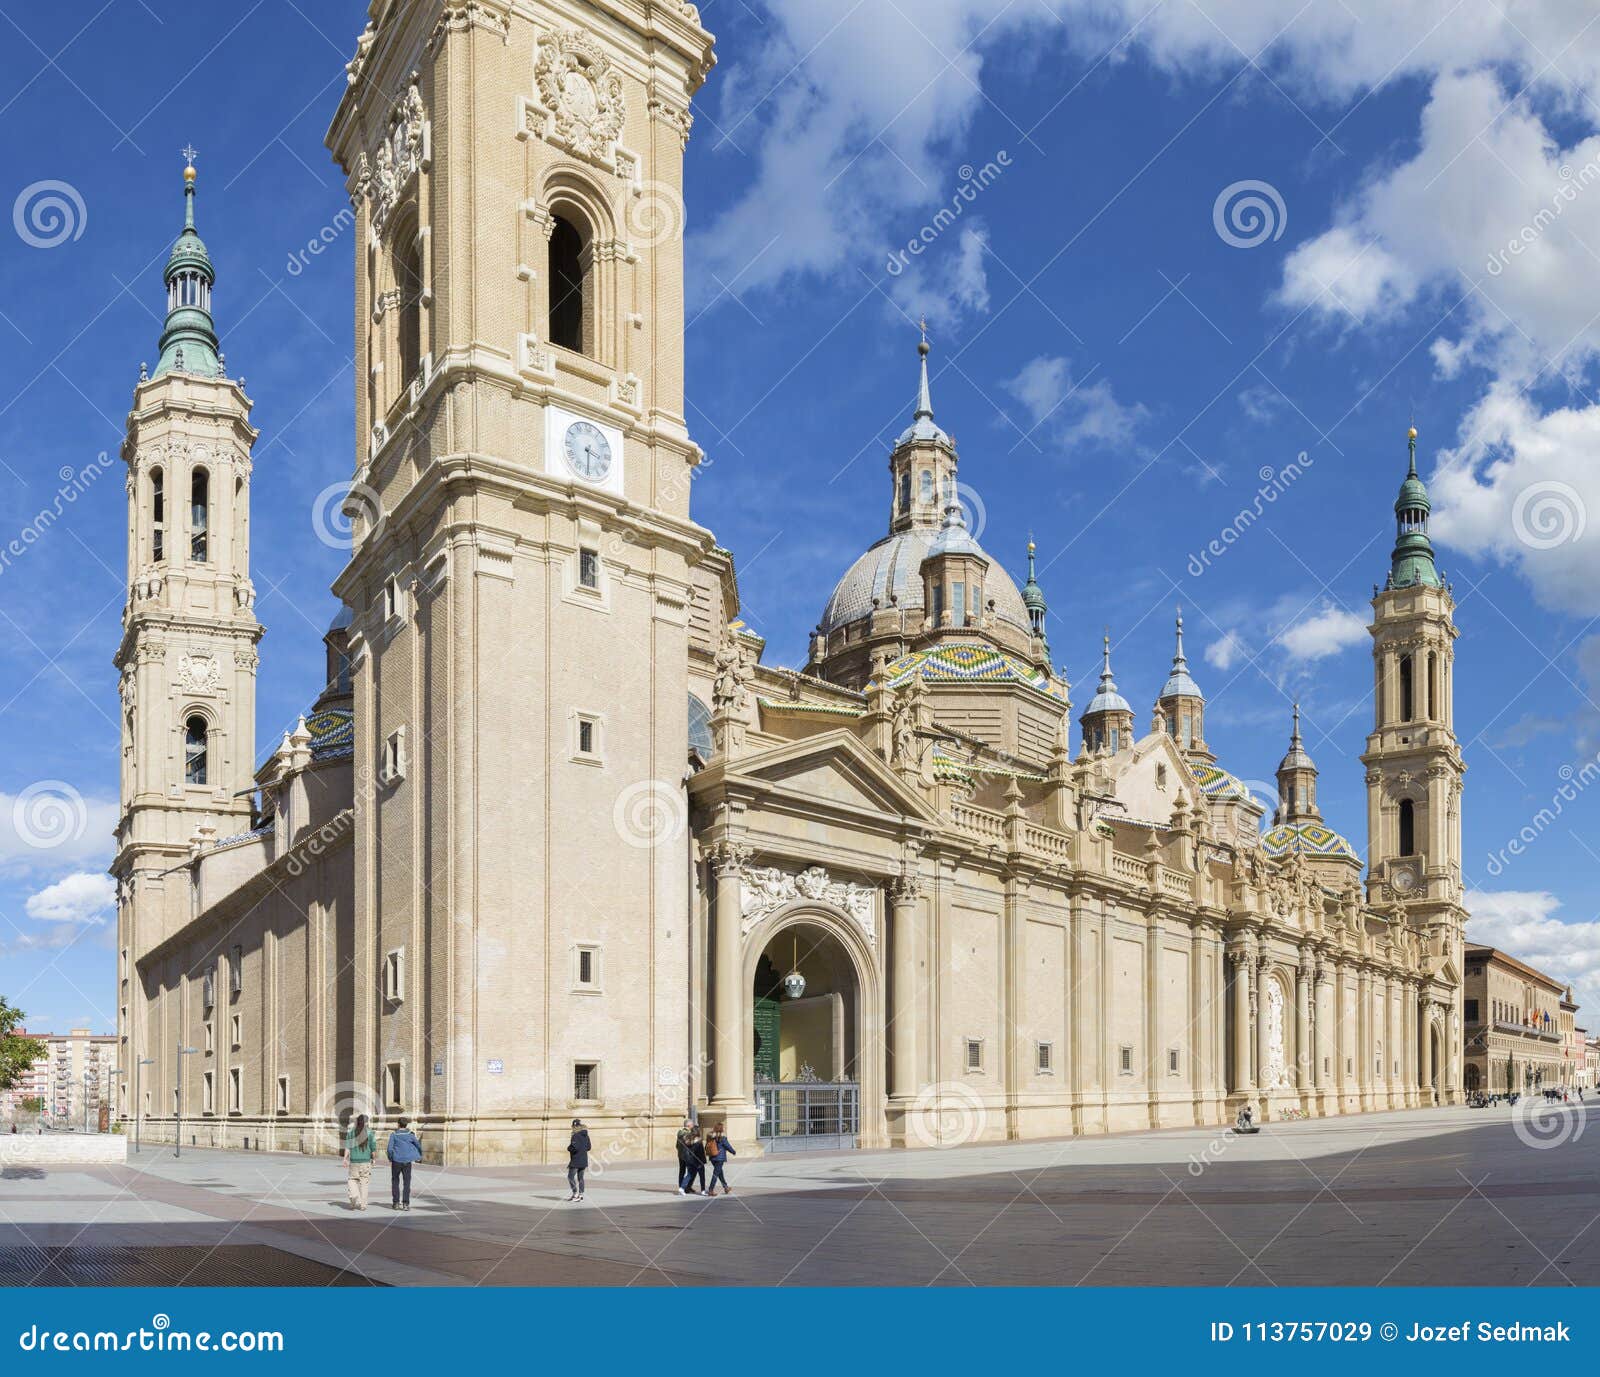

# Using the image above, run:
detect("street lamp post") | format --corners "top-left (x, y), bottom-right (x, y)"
top-left (135, 1057), bottom-right (154, 1155)
top-left (82, 1070), bottom-right (91, 1133)
top-left (175, 1045), bottom-right (198, 1159)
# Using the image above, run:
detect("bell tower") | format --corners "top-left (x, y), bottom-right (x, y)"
top-left (113, 154), bottom-right (263, 1100)
top-left (325, 0), bottom-right (716, 1161)
top-left (1361, 424), bottom-right (1466, 1098)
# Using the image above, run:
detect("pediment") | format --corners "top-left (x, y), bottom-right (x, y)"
top-left (701, 730), bottom-right (942, 824)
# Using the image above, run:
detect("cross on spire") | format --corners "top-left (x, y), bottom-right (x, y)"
top-left (181, 144), bottom-right (199, 167)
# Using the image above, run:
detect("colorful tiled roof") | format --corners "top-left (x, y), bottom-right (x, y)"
top-left (1261, 821), bottom-right (1359, 861)
top-left (1189, 762), bottom-right (1255, 803)
top-left (880, 644), bottom-right (1064, 701)
top-left (307, 707), bottom-right (353, 760)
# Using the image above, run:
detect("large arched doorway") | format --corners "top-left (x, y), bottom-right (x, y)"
top-left (1464, 1064), bottom-right (1480, 1094)
top-left (748, 913), bottom-right (874, 1152)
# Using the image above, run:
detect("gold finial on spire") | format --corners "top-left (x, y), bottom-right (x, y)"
top-left (917, 313), bottom-right (929, 357)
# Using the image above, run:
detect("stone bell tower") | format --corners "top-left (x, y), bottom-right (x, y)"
top-left (325, 0), bottom-right (716, 1161)
top-left (112, 154), bottom-right (263, 1109)
top-left (1361, 424), bottom-right (1466, 1102)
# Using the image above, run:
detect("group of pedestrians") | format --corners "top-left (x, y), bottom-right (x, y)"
top-left (675, 1118), bottom-right (736, 1196)
top-left (340, 1114), bottom-right (423, 1211)
top-left (339, 1113), bottom-right (739, 1209)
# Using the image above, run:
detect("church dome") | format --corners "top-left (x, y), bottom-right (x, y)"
top-left (1261, 820), bottom-right (1358, 861)
top-left (818, 525), bottom-right (1033, 637)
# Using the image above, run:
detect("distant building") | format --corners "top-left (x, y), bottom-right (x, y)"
top-left (2, 1030), bottom-right (116, 1127)
top-left (1463, 946), bottom-right (1574, 1093)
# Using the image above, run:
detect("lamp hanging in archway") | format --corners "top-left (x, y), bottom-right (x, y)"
top-left (781, 936), bottom-right (806, 1000)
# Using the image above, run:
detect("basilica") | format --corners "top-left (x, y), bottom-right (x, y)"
top-left (113, 0), bottom-right (1467, 1162)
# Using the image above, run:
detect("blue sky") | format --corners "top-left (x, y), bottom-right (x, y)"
top-left (3, 1), bottom-right (1599, 1033)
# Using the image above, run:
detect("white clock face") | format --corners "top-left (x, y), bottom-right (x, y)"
top-left (563, 420), bottom-right (612, 482)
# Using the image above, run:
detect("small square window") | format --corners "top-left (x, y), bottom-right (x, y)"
top-left (384, 1061), bottom-right (404, 1109)
top-left (578, 547), bottom-right (600, 590)
top-left (1347, 1057), bottom-right (1354, 1075)
top-left (230, 946), bottom-right (243, 995)
top-left (578, 719), bottom-right (595, 754)
top-left (276, 1075), bottom-right (289, 1114)
top-left (1036, 1041), bottom-right (1053, 1075)
top-left (964, 1038), bottom-right (983, 1073)
top-left (384, 948), bottom-right (406, 1003)
top-left (573, 1062), bottom-right (599, 1102)
top-left (1119, 1045), bottom-right (1134, 1075)
top-left (1323, 1056), bottom-right (1330, 1074)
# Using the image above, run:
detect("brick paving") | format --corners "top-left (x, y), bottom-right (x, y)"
top-left (1, 1105), bottom-right (1594, 1286)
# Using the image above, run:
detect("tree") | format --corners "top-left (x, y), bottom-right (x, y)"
top-left (1, 997), bottom-right (45, 1092)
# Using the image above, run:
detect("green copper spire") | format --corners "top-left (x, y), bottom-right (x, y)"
top-left (1021, 535), bottom-right (1048, 633)
top-left (1388, 424), bottom-right (1443, 590)
top-left (153, 149), bottom-right (222, 379)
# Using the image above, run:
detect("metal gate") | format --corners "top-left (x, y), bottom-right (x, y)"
top-left (756, 1081), bottom-right (859, 1152)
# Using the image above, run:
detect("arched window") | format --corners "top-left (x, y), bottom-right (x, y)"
top-left (184, 716), bottom-right (209, 786)
top-left (1398, 798), bottom-right (1415, 856)
top-left (1399, 654), bottom-right (1413, 721)
top-left (151, 468), bottom-right (165, 562)
top-left (396, 236), bottom-right (423, 391)
top-left (919, 470), bottom-right (933, 503)
top-left (549, 215), bottom-right (587, 353)
top-left (1109, 727), bottom-right (1121, 753)
top-left (899, 472), bottom-right (911, 514)
top-left (1427, 651), bottom-right (1437, 720)
top-left (190, 468), bottom-right (209, 563)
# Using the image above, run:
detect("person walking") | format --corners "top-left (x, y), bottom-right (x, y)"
top-left (386, 1116), bottom-right (422, 1212)
top-left (705, 1122), bottom-right (736, 1197)
top-left (567, 1118), bottom-right (591, 1202)
top-left (679, 1126), bottom-right (708, 1195)
top-left (342, 1113), bottom-right (376, 1211)
top-left (674, 1117), bottom-right (695, 1194)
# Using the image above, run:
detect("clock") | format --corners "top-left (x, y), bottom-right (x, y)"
top-left (1392, 868), bottom-right (1417, 894)
top-left (563, 420), bottom-right (612, 482)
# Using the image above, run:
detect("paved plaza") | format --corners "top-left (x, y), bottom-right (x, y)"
top-left (2, 1105), bottom-right (1596, 1287)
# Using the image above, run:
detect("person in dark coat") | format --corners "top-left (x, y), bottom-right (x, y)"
top-left (679, 1127), bottom-right (707, 1195)
top-left (674, 1118), bottom-right (695, 1193)
top-left (567, 1119), bottom-right (592, 1202)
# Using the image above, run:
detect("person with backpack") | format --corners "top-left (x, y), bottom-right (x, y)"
top-left (386, 1116), bottom-right (423, 1211)
top-left (341, 1113), bottom-right (376, 1210)
top-left (705, 1121), bottom-right (736, 1197)
top-left (567, 1118), bottom-right (591, 1202)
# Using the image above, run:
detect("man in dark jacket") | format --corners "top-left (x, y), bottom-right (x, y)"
top-left (567, 1119), bottom-right (591, 1201)
top-left (674, 1117), bottom-right (695, 1194)
top-left (386, 1116), bottom-right (423, 1211)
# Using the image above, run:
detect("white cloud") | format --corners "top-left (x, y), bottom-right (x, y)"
top-left (0, 789), bottom-right (118, 872)
top-left (24, 871), bottom-right (115, 926)
top-left (1205, 630), bottom-right (1249, 671)
top-left (1002, 355), bottom-right (1146, 450)
top-left (692, 2), bottom-right (1600, 312)
top-left (885, 222), bottom-right (992, 325)
top-left (1278, 225), bottom-right (1415, 323)
top-left (1278, 604), bottom-right (1368, 661)
top-left (1466, 889), bottom-right (1600, 1023)
top-left (1430, 385), bottom-right (1600, 615)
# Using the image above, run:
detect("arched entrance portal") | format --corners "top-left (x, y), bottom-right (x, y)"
top-left (750, 915), bottom-right (870, 1152)
top-left (1464, 1064), bottom-right (1480, 1094)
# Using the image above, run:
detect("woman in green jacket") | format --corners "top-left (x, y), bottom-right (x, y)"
top-left (342, 1113), bottom-right (376, 1210)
